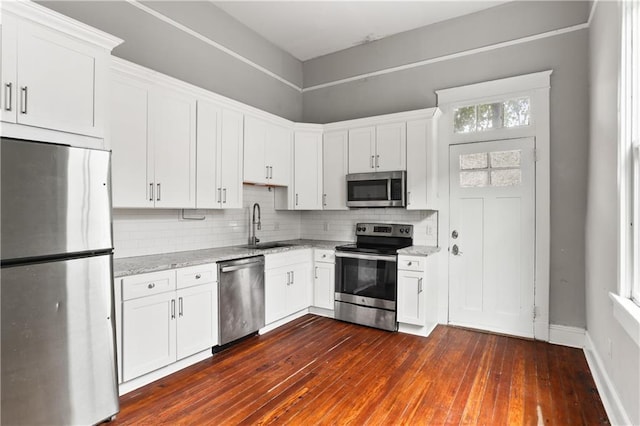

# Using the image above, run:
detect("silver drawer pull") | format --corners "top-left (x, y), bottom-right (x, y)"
top-left (195, 274), bottom-right (201, 279)
top-left (148, 283), bottom-right (155, 289)
top-left (407, 261), bottom-right (412, 266)
top-left (5, 82), bottom-right (12, 111)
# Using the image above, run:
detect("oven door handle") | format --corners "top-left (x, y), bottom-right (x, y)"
top-left (335, 252), bottom-right (397, 262)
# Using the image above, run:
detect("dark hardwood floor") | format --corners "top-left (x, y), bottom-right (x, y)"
top-left (113, 315), bottom-right (609, 425)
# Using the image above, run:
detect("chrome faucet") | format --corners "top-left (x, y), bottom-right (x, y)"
top-left (249, 203), bottom-right (261, 246)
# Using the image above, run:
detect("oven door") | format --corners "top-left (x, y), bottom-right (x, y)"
top-left (335, 252), bottom-right (397, 310)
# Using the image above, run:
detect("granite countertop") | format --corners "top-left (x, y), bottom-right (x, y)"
top-left (397, 245), bottom-right (441, 256)
top-left (113, 239), bottom-right (350, 277)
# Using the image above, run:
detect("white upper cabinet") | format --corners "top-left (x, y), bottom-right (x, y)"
top-left (243, 116), bottom-right (291, 186)
top-left (348, 122), bottom-right (406, 173)
top-left (196, 100), bottom-right (244, 209)
top-left (406, 110), bottom-right (440, 210)
top-left (322, 130), bottom-right (348, 210)
top-left (1, 3), bottom-right (121, 139)
top-left (293, 128), bottom-right (323, 210)
top-left (110, 66), bottom-right (196, 209)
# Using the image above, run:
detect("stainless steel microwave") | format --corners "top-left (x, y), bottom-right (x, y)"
top-left (346, 171), bottom-right (406, 207)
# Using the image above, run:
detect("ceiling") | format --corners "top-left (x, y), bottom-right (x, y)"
top-left (213, 1), bottom-right (507, 61)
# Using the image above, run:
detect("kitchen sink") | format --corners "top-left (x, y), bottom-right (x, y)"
top-left (241, 242), bottom-right (295, 250)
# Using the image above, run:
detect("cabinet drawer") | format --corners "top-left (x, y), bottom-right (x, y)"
top-left (314, 249), bottom-right (335, 263)
top-left (397, 256), bottom-right (424, 272)
top-left (176, 264), bottom-right (216, 289)
top-left (122, 270), bottom-right (176, 301)
top-left (266, 249), bottom-right (312, 270)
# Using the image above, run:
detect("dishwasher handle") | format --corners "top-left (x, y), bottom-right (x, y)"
top-left (219, 258), bottom-right (264, 273)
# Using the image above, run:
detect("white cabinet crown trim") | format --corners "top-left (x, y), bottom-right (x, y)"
top-left (3, 1), bottom-right (123, 50)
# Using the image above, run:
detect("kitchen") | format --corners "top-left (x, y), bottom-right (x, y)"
top-left (1, 1), bottom-right (639, 425)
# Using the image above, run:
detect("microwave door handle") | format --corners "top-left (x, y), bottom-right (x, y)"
top-left (387, 179), bottom-right (392, 201)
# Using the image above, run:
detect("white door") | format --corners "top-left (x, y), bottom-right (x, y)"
top-left (449, 138), bottom-right (535, 338)
top-left (294, 130), bottom-right (323, 210)
top-left (266, 124), bottom-right (291, 186)
top-left (322, 130), bottom-right (348, 210)
top-left (195, 100), bottom-right (221, 209)
top-left (265, 267), bottom-right (289, 324)
top-left (149, 87), bottom-right (196, 208)
top-left (375, 122), bottom-right (406, 172)
top-left (219, 109), bottom-right (244, 208)
top-left (397, 270), bottom-right (425, 326)
top-left (313, 262), bottom-right (335, 310)
top-left (348, 126), bottom-right (375, 173)
top-left (1, 15), bottom-right (18, 123)
top-left (243, 116), bottom-right (267, 184)
top-left (176, 283), bottom-right (214, 360)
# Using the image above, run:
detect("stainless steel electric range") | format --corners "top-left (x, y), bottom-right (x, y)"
top-left (334, 223), bottom-right (413, 331)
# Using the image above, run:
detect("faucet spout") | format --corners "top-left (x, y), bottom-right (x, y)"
top-left (249, 203), bottom-right (261, 246)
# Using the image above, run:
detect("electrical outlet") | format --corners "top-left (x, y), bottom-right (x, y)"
top-left (274, 222), bottom-right (280, 231)
top-left (323, 222), bottom-right (329, 231)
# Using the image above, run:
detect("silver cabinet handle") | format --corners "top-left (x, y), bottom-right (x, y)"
top-left (315, 267), bottom-right (318, 279)
top-left (20, 86), bottom-right (27, 114)
top-left (295, 193), bottom-right (299, 206)
top-left (291, 270), bottom-right (294, 284)
top-left (407, 261), bottom-right (413, 266)
top-left (370, 155), bottom-right (374, 169)
top-left (217, 188), bottom-right (222, 203)
top-left (323, 194), bottom-right (327, 207)
top-left (407, 192), bottom-right (411, 205)
top-left (266, 166), bottom-right (269, 180)
top-left (156, 183), bottom-right (161, 201)
top-left (418, 277), bottom-right (423, 293)
top-left (149, 183), bottom-right (154, 201)
top-left (223, 188), bottom-right (227, 203)
top-left (179, 297), bottom-right (183, 317)
top-left (171, 299), bottom-right (176, 319)
top-left (269, 166), bottom-right (273, 179)
top-left (376, 155), bottom-right (380, 168)
top-left (147, 283), bottom-right (155, 289)
top-left (4, 82), bottom-right (12, 111)
top-left (286, 271), bottom-right (291, 285)
top-left (195, 274), bottom-right (201, 279)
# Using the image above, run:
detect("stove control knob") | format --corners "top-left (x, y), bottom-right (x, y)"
top-left (361, 226), bottom-right (366, 232)
top-left (357, 226), bottom-right (362, 232)
top-left (399, 229), bottom-right (405, 233)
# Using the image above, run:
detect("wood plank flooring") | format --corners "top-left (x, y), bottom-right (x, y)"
top-left (113, 315), bottom-right (609, 425)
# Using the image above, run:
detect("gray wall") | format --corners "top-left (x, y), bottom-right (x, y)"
top-left (302, 1), bottom-right (590, 328)
top-left (38, 1), bottom-right (303, 121)
top-left (587, 2), bottom-right (639, 423)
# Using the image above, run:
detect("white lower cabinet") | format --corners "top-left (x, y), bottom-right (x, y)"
top-left (265, 250), bottom-right (312, 324)
top-left (120, 264), bottom-right (217, 382)
top-left (313, 249), bottom-right (335, 310)
top-left (397, 255), bottom-right (437, 336)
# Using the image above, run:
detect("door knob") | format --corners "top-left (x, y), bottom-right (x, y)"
top-left (451, 230), bottom-right (458, 239)
top-left (451, 244), bottom-right (462, 256)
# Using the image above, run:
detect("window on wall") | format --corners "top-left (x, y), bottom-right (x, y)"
top-left (621, 0), bottom-right (640, 306)
top-left (453, 96), bottom-right (531, 133)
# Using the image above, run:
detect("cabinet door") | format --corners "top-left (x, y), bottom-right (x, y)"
top-left (397, 270), bottom-right (425, 326)
top-left (294, 130), bottom-right (323, 210)
top-left (219, 109), bottom-right (244, 209)
top-left (1, 15), bottom-right (18, 123)
top-left (323, 131), bottom-right (348, 210)
top-left (110, 75), bottom-right (152, 208)
top-left (243, 116), bottom-right (267, 184)
top-left (375, 122), bottom-right (406, 172)
top-left (348, 126), bottom-right (375, 173)
top-left (176, 283), bottom-right (215, 360)
top-left (196, 100), bottom-right (221, 209)
top-left (288, 263), bottom-right (311, 314)
top-left (406, 118), bottom-right (438, 210)
top-left (149, 87), bottom-right (196, 208)
top-left (265, 267), bottom-right (289, 324)
top-left (15, 20), bottom-right (101, 137)
top-left (314, 262), bottom-right (335, 310)
top-left (122, 292), bottom-right (176, 382)
top-left (266, 124), bottom-right (292, 186)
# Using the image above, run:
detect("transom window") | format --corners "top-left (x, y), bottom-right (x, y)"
top-left (453, 97), bottom-right (531, 134)
top-left (459, 150), bottom-right (522, 188)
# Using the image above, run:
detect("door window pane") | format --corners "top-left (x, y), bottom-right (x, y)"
top-left (503, 97), bottom-right (531, 128)
top-left (491, 169), bottom-right (522, 186)
top-left (454, 106), bottom-right (476, 133)
top-left (477, 103), bottom-right (502, 131)
top-left (460, 152), bottom-right (488, 170)
top-left (490, 150), bottom-right (521, 168)
top-left (460, 171), bottom-right (489, 187)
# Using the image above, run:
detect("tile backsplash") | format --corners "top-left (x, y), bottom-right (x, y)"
top-left (113, 185), bottom-right (438, 258)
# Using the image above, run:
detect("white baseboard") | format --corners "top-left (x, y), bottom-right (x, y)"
top-left (583, 332), bottom-right (632, 426)
top-left (548, 324), bottom-right (585, 348)
top-left (259, 309), bottom-right (309, 335)
top-left (118, 349), bottom-right (212, 396)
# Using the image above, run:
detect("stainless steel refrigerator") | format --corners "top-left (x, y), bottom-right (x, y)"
top-left (1, 138), bottom-right (120, 425)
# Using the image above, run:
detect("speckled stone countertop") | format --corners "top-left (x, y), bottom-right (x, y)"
top-left (113, 239), bottom-right (350, 277)
top-left (397, 245), bottom-right (441, 256)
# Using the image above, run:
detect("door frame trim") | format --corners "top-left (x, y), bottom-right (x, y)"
top-left (435, 70), bottom-right (552, 341)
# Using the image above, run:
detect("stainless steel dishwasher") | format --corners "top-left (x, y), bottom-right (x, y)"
top-left (218, 256), bottom-right (265, 345)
